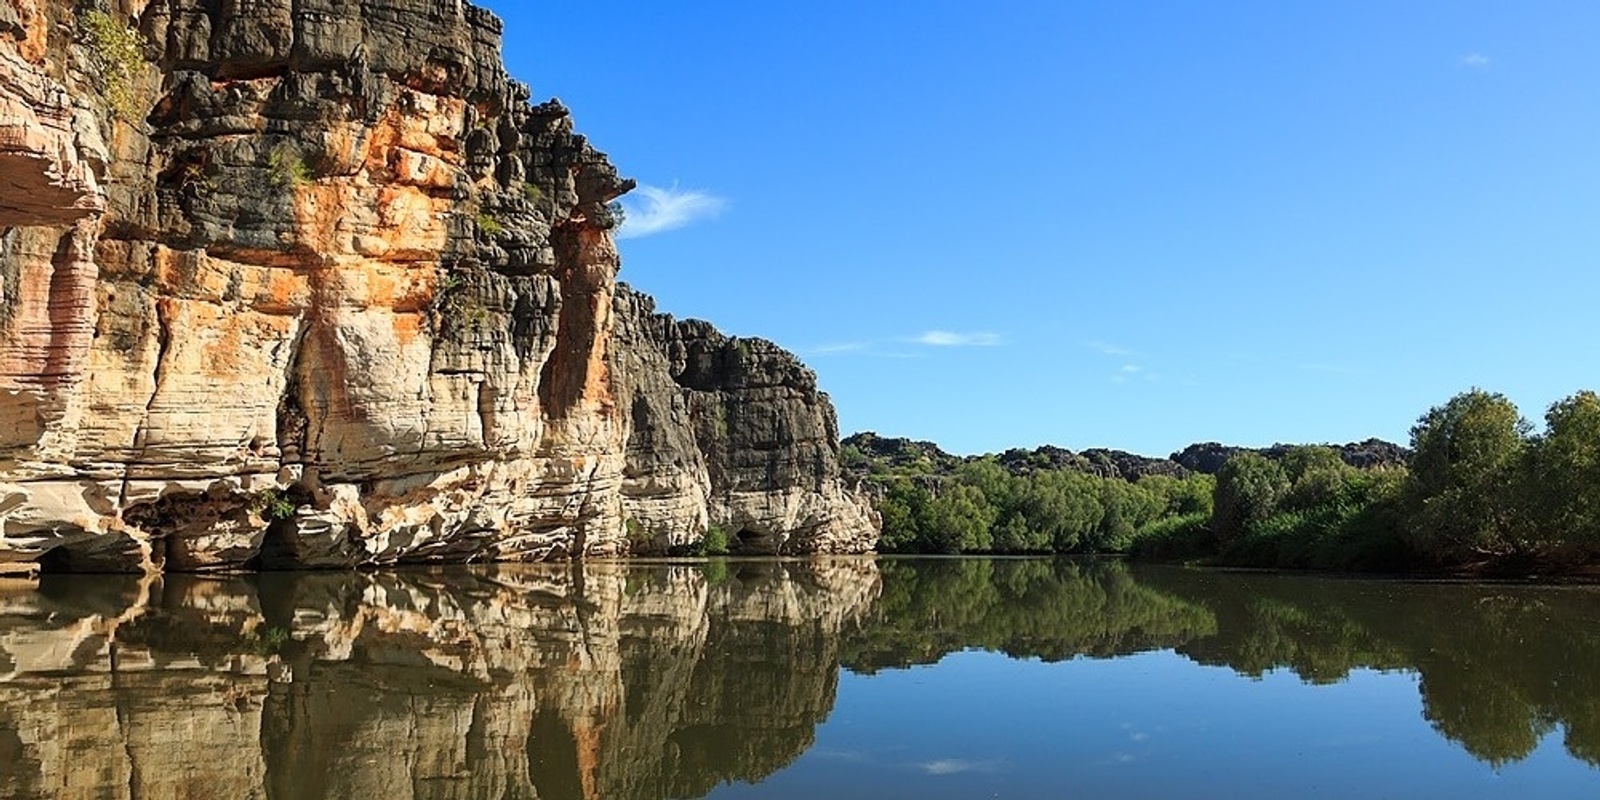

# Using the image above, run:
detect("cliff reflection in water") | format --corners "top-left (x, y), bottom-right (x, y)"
top-left (0, 560), bottom-right (878, 800)
top-left (4, 560), bottom-right (1600, 799)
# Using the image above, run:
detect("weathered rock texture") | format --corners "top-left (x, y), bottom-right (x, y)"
top-left (0, 0), bottom-right (877, 572)
top-left (0, 558), bottom-right (882, 799)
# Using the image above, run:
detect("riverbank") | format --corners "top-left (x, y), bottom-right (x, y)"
top-left (851, 388), bottom-right (1600, 577)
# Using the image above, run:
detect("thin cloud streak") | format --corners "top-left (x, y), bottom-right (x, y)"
top-left (810, 342), bottom-right (869, 355)
top-left (912, 331), bottom-right (1002, 347)
top-left (616, 184), bottom-right (727, 239)
top-left (920, 759), bottom-right (1003, 776)
top-left (1089, 340), bottom-right (1136, 357)
top-left (1460, 53), bottom-right (1492, 68)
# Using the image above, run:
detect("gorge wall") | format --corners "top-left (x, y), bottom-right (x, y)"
top-left (0, 0), bottom-right (878, 572)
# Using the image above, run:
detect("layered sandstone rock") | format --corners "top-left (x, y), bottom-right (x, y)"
top-left (0, 0), bottom-right (877, 572)
top-left (612, 287), bottom-right (879, 555)
top-left (0, 558), bottom-right (882, 799)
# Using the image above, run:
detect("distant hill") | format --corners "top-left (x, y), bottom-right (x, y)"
top-left (841, 432), bottom-right (1408, 483)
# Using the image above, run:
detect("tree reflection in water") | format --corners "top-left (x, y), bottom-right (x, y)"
top-left (1, 558), bottom-right (1599, 798)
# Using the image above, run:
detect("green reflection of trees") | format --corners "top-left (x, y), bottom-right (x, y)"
top-left (1134, 566), bottom-right (1600, 769)
top-left (846, 559), bottom-right (1600, 770)
top-left (840, 558), bottom-right (1218, 672)
top-left (8, 560), bottom-right (1600, 791)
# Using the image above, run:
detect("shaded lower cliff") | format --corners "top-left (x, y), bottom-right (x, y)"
top-left (0, 0), bottom-right (877, 572)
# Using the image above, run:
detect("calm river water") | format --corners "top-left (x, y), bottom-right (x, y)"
top-left (2, 558), bottom-right (1598, 798)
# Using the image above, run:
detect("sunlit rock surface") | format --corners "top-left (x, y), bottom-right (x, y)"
top-left (0, 0), bottom-right (876, 572)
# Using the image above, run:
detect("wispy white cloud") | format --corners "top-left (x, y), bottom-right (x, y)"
top-left (810, 342), bottom-right (869, 355)
top-left (804, 342), bottom-right (925, 359)
top-left (616, 184), bottom-right (727, 239)
top-left (1089, 341), bottom-right (1136, 357)
top-left (911, 331), bottom-right (1002, 347)
top-left (1113, 364), bottom-right (1159, 383)
top-left (920, 759), bottom-right (1003, 776)
top-left (808, 330), bottom-right (999, 356)
top-left (1460, 53), bottom-right (1492, 68)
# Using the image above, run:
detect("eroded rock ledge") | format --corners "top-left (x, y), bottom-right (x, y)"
top-left (0, 0), bottom-right (878, 572)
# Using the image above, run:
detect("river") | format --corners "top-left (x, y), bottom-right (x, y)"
top-left (1, 558), bottom-right (1597, 798)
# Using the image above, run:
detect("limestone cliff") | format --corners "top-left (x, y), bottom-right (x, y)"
top-left (0, 0), bottom-right (877, 572)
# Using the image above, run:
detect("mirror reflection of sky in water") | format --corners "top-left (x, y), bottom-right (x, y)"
top-left (2, 558), bottom-right (1599, 799)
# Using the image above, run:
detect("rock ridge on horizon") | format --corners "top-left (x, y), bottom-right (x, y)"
top-left (842, 431), bottom-right (1408, 482)
top-left (0, 0), bottom-right (877, 573)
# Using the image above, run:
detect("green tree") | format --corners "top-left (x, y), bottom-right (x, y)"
top-left (1527, 390), bottom-right (1600, 552)
top-left (919, 483), bottom-right (996, 553)
top-left (1404, 389), bottom-right (1531, 561)
top-left (1212, 453), bottom-right (1290, 544)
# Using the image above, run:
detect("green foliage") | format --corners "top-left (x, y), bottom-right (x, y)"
top-left (80, 10), bottom-right (146, 120)
top-left (523, 183), bottom-right (544, 204)
top-left (252, 489), bottom-right (298, 522)
top-left (475, 212), bottom-right (504, 236)
top-left (1140, 473), bottom-right (1215, 517)
top-left (245, 625), bottom-right (292, 656)
top-left (840, 559), bottom-right (1218, 672)
top-left (624, 518), bottom-right (654, 553)
top-left (1212, 453), bottom-right (1290, 544)
top-left (875, 458), bottom-right (1216, 556)
top-left (605, 200), bottom-right (627, 230)
top-left (268, 145), bottom-right (312, 188)
top-left (1526, 391), bottom-right (1600, 553)
top-left (1403, 390), bottom-right (1531, 561)
top-left (701, 525), bottom-right (730, 556)
top-left (866, 386), bottom-right (1600, 572)
top-left (1128, 512), bottom-right (1214, 561)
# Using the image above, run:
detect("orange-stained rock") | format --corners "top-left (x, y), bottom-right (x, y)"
top-left (0, 0), bottom-right (877, 572)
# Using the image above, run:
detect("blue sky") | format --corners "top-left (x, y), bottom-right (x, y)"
top-left (481, 1), bottom-right (1600, 457)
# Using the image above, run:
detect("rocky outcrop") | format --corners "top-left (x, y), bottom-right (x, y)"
top-left (613, 287), bottom-right (877, 555)
top-left (0, 1), bottom-right (876, 572)
top-left (844, 431), bottom-right (1407, 484)
top-left (0, 558), bottom-right (882, 799)
top-left (1170, 439), bottom-right (1409, 475)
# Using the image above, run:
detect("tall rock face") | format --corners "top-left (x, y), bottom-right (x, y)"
top-left (612, 286), bottom-right (878, 555)
top-left (0, 0), bottom-right (877, 572)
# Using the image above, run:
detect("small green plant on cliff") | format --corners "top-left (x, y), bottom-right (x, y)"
top-left (700, 525), bottom-right (731, 556)
top-left (475, 212), bottom-right (504, 237)
top-left (605, 200), bottom-right (627, 231)
top-left (245, 625), bottom-right (292, 657)
top-left (251, 489), bottom-right (298, 522)
top-left (79, 10), bottom-right (147, 121)
top-left (268, 145), bottom-right (312, 188)
top-left (624, 518), bottom-right (655, 553)
top-left (523, 184), bottom-right (543, 204)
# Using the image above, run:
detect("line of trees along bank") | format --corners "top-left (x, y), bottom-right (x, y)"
top-left (868, 389), bottom-right (1600, 572)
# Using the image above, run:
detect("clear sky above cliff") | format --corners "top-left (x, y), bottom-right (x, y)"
top-left (482, 0), bottom-right (1600, 457)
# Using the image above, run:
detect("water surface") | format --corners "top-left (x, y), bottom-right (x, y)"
top-left (2, 558), bottom-right (1598, 798)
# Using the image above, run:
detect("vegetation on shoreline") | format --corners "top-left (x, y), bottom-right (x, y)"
top-left (856, 388), bottom-right (1600, 573)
